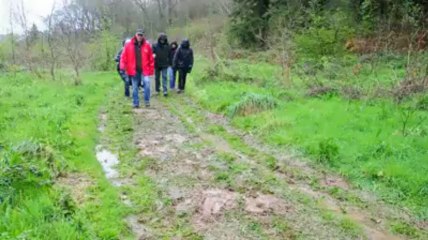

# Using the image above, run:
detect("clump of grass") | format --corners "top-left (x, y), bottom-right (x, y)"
top-left (341, 86), bottom-right (363, 100)
top-left (306, 85), bottom-right (338, 98)
top-left (391, 221), bottom-right (420, 238)
top-left (393, 77), bottom-right (428, 102)
top-left (227, 93), bottom-right (278, 118)
top-left (0, 141), bottom-right (65, 203)
top-left (315, 138), bottom-right (340, 165)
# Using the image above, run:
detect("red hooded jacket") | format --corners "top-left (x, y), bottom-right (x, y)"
top-left (120, 36), bottom-right (154, 76)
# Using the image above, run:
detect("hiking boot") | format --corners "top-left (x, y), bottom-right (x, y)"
top-left (133, 105), bottom-right (139, 109)
top-left (163, 92), bottom-right (168, 97)
top-left (145, 103), bottom-right (150, 108)
top-left (177, 89), bottom-right (182, 94)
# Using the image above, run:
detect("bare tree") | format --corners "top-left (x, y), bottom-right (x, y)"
top-left (154, 0), bottom-right (169, 30)
top-left (216, 0), bottom-right (232, 16)
top-left (133, 0), bottom-right (157, 34)
top-left (167, 0), bottom-right (178, 26)
top-left (9, 4), bottom-right (16, 65)
top-left (14, 0), bottom-right (33, 71)
top-left (45, 2), bottom-right (58, 81)
top-left (56, 8), bottom-right (88, 85)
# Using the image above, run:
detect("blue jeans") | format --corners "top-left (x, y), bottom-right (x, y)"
top-left (155, 67), bottom-right (168, 94)
top-left (132, 74), bottom-right (151, 106)
top-left (168, 67), bottom-right (177, 89)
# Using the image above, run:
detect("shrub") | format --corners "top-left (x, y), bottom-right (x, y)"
top-left (227, 93), bottom-right (278, 118)
top-left (0, 141), bottom-right (65, 203)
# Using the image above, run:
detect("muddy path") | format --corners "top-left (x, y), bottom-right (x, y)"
top-left (97, 93), bottom-right (426, 239)
top-left (166, 96), bottom-right (428, 239)
top-left (113, 92), bottom-right (417, 240)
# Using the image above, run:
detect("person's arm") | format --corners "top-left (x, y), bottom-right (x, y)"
top-left (148, 45), bottom-right (155, 76)
top-left (152, 43), bottom-right (157, 56)
top-left (119, 46), bottom-right (127, 73)
top-left (190, 49), bottom-right (194, 67)
top-left (173, 48), bottom-right (180, 69)
top-left (167, 46), bottom-right (171, 66)
top-left (188, 49), bottom-right (194, 73)
top-left (114, 49), bottom-right (122, 62)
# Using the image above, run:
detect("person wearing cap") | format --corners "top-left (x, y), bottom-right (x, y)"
top-left (115, 38), bottom-right (131, 97)
top-left (152, 33), bottom-right (171, 97)
top-left (120, 29), bottom-right (154, 108)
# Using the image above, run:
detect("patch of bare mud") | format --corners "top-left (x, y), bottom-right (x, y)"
top-left (245, 193), bottom-right (291, 215)
top-left (322, 175), bottom-right (350, 190)
top-left (126, 215), bottom-right (153, 240)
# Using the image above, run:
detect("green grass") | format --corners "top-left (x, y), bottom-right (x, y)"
top-left (188, 55), bottom-right (428, 220)
top-left (0, 71), bottom-right (129, 239)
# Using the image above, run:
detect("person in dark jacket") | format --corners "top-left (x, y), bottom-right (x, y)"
top-left (168, 41), bottom-right (178, 90)
top-left (115, 38), bottom-right (131, 97)
top-left (173, 39), bottom-right (194, 93)
top-left (152, 33), bottom-right (171, 97)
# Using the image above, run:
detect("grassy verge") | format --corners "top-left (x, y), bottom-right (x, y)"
top-left (187, 55), bottom-right (428, 221)
top-left (0, 72), bottom-right (129, 239)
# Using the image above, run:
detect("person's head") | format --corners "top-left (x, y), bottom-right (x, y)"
top-left (158, 33), bottom-right (168, 45)
top-left (171, 41), bottom-right (178, 49)
top-left (181, 38), bottom-right (190, 49)
top-left (135, 29), bottom-right (145, 43)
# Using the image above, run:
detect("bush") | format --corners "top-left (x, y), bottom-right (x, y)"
top-left (294, 11), bottom-right (354, 58)
top-left (88, 31), bottom-right (119, 71)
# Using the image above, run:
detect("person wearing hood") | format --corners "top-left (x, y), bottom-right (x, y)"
top-left (173, 39), bottom-right (194, 93)
top-left (168, 41), bottom-right (178, 90)
top-left (120, 29), bottom-right (154, 108)
top-left (115, 38), bottom-right (131, 97)
top-left (152, 33), bottom-right (171, 97)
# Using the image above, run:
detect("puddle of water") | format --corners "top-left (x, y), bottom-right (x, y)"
top-left (96, 145), bottom-right (119, 180)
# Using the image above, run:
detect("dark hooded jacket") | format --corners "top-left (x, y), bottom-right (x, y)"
top-left (169, 41), bottom-right (178, 67)
top-left (173, 39), bottom-right (194, 70)
top-left (152, 33), bottom-right (171, 69)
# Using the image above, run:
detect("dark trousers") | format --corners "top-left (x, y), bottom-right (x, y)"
top-left (155, 67), bottom-right (168, 93)
top-left (117, 68), bottom-right (130, 97)
top-left (178, 68), bottom-right (189, 90)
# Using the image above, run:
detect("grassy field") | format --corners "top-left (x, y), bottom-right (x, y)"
top-left (0, 72), bottom-right (130, 239)
top-left (188, 55), bottom-right (428, 220)
top-left (0, 53), bottom-right (426, 238)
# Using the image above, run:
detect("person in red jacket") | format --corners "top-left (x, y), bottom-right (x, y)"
top-left (120, 29), bottom-right (154, 108)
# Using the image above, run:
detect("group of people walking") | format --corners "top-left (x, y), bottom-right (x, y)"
top-left (115, 28), bottom-right (194, 108)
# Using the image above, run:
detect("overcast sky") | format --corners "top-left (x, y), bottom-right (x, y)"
top-left (0, 0), bottom-right (56, 34)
